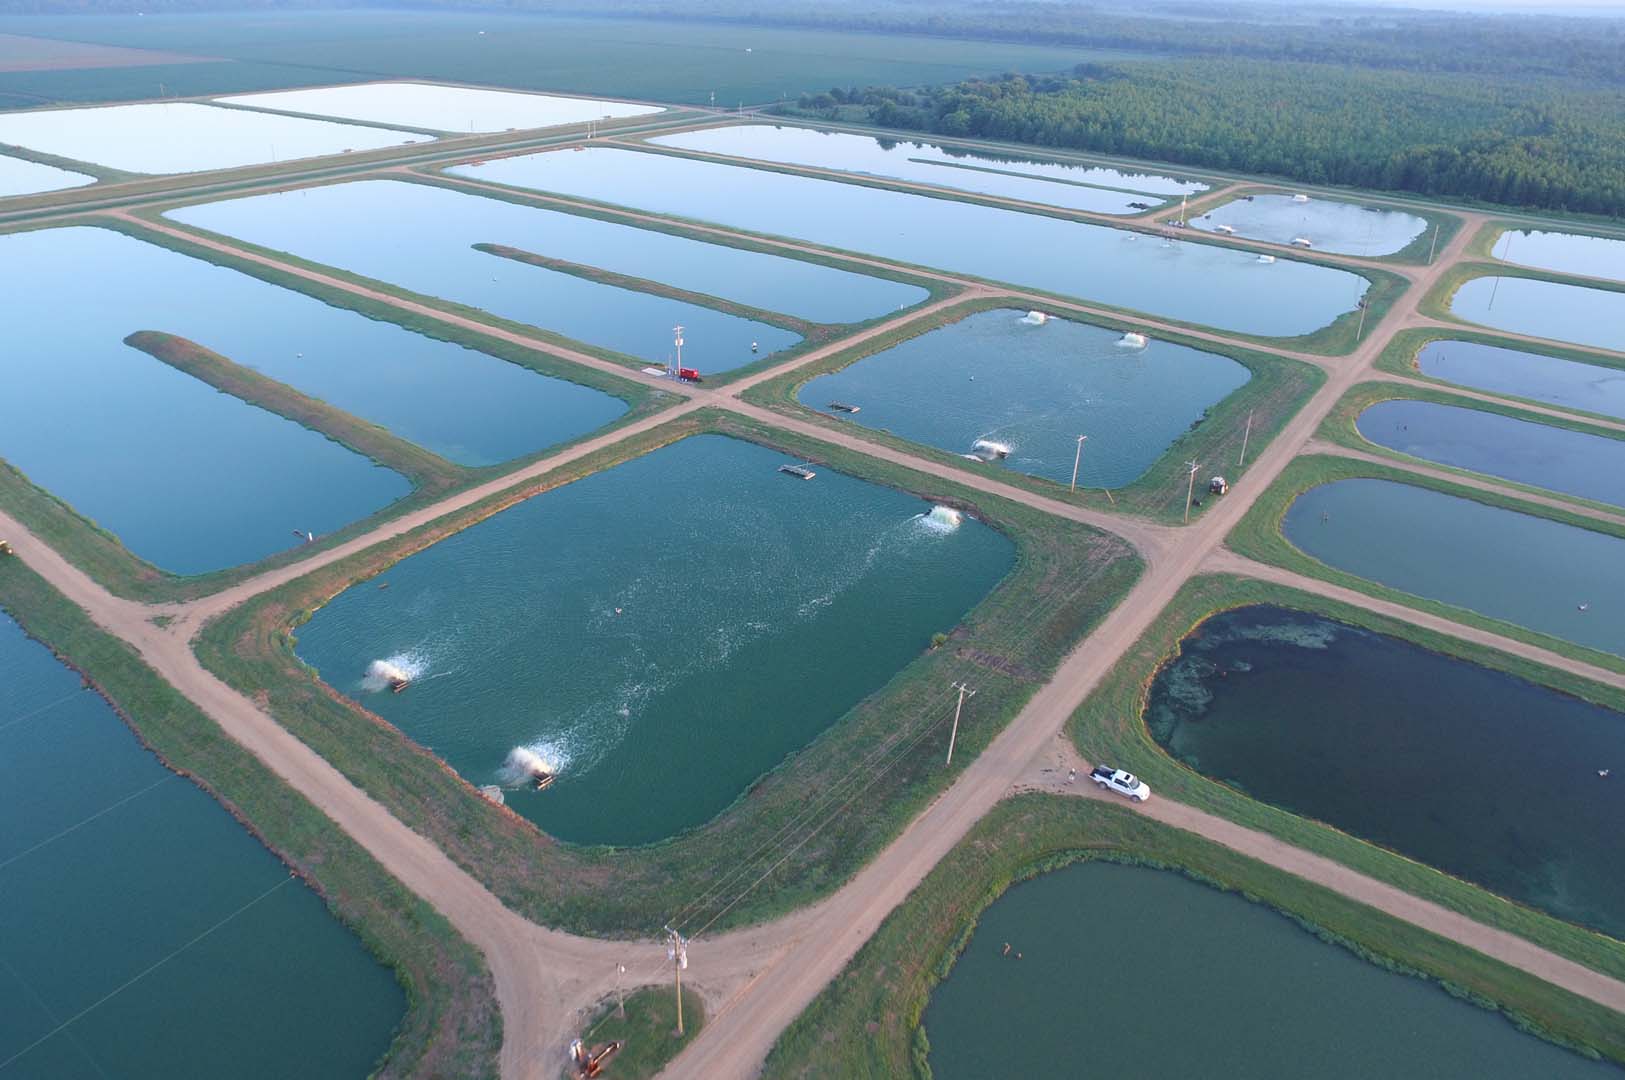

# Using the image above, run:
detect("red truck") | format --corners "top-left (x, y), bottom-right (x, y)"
top-left (677, 367), bottom-right (703, 383)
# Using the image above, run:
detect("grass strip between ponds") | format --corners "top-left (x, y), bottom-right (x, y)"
top-left (567, 987), bottom-right (705, 1080)
top-left (765, 794), bottom-right (1625, 1078)
top-left (742, 293), bottom-right (1325, 525)
top-left (1227, 452), bottom-right (1625, 675)
top-left (0, 558), bottom-right (501, 1079)
top-left (1068, 572), bottom-right (1625, 985)
top-left (195, 408), bottom-right (1142, 936)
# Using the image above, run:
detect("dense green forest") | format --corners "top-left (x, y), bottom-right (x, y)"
top-left (774, 63), bottom-right (1625, 218)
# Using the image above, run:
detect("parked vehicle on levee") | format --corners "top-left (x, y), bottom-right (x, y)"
top-left (1091, 764), bottom-right (1151, 802)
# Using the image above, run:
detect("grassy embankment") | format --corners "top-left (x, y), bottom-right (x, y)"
top-left (196, 408), bottom-right (1143, 936)
top-left (565, 988), bottom-right (705, 1080)
top-left (1067, 572), bottom-right (1625, 983)
top-left (764, 794), bottom-right (1625, 1078)
top-left (1226, 452), bottom-right (1625, 675)
top-left (0, 558), bottom-right (501, 1079)
top-left (599, 138), bottom-right (1409, 357)
top-left (1174, 183), bottom-right (1464, 266)
top-left (742, 292), bottom-right (1325, 524)
top-left (0, 214), bottom-right (674, 604)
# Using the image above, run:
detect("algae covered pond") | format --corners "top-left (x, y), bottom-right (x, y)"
top-left (1147, 605), bottom-right (1625, 938)
top-left (923, 861), bottom-right (1610, 1079)
top-left (1283, 478), bottom-right (1625, 656)
top-left (1357, 399), bottom-right (1625, 508)
top-left (449, 147), bottom-right (1368, 339)
top-left (1416, 339), bottom-right (1625, 420)
top-left (0, 614), bottom-right (403, 1078)
top-left (1191, 193), bottom-right (1426, 256)
top-left (798, 309), bottom-right (1249, 487)
top-left (1451, 276), bottom-right (1625, 353)
top-left (296, 435), bottom-right (1014, 846)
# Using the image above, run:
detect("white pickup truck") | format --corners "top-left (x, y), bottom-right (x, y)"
top-left (1090, 764), bottom-right (1151, 802)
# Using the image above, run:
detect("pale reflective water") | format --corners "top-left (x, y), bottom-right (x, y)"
top-left (651, 123), bottom-right (1202, 213)
top-left (0, 152), bottom-right (94, 197)
top-left (1417, 339), bottom-right (1625, 420)
top-left (451, 147), bottom-right (1368, 338)
top-left (1284, 478), bottom-right (1625, 655)
top-left (0, 101), bottom-right (418, 174)
top-left (0, 614), bottom-right (404, 1079)
top-left (1358, 399), bottom-right (1625, 508)
top-left (1493, 229), bottom-right (1625, 284)
top-left (1452, 276), bottom-right (1625, 353)
top-left (799, 309), bottom-right (1248, 486)
top-left (218, 81), bottom-right (661, 133)
top-left (1192, 193), bottom-right (1426, 256)
top-left (3, 226), bottom-right (413, 574)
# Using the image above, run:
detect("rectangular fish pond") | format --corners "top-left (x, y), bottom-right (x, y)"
top-left (1416, 339), bottom-right (1625, 421)
top-left (1148, 604), bottom-right (1625, 940)
top-left (216, 81), bottom-right (663, 134)
top-left (1357, 399), bottom-right (1625, 509)
top-left (2, 226), bottom-right (417, 576)
top-left (1191, 193), bottom-right (1427, 257)
top-left (447, 147), bottom-right (1370, 340)
top-left (797, 309), bottom-right (1249, 488)
top-left (293, 434), bottom-right (1015, 846)
top-left (0, 613), bottom-right (403, 1079)
top-left (1450, 276), bottom-right (1625, 354)
top-left (1283, 478), bottom-right (1625, 656)
top-left (924, 861), bottom-right (1613, 1079)
top-left (1492, 228), bottom-right (1625, 285)
top-left (0, 152), bottom-right (94, 198)
top-left (649, 123), bottom-right (1204, 214)
top-left (168, 178), bottom-right (928, 371)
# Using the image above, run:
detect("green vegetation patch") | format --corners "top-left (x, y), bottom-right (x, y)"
top-left (765, 793), bottom-right (1625, 1077)
top-left (565, 987), bottom-right (705, 1080)
top-left (195, 408), bottom-right (1142, 937)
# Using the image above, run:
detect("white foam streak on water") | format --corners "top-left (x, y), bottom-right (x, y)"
top-left (361, 651), bottom-right (428, 692)
top-left (919, 505), bottom-right (964, 533)
top-left (499, 742), bottom-right (571, 787)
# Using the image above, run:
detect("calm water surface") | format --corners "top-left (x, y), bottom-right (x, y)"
top-left (1417, 339), bottom-right (1625, 420)
top-left (1452, 276), bottom-right (1625, 353)
top-left (1493, 229), bottom-right (1625, 284)
top-left (1192, 193), bottom-right (1426, 256)
top-left (925, 862), bottom-right (1610, 1079)
top-left (0, 153), bottom-right (93, 197)
top-left (0, 101), bottom-right (418, 174)
top-left (0, 614), bottom-right (403, 1079)
top-left (1358, 399), bottom-right (1625, 508)
top-left (799, 310), bottom-right (1248, 486)
top-left (218, 82), bottom-right (660, 133)
top-left (1148, 605), bottom-right (1625, 937)
top-left (297, 435), bottom-right (1014, 845)
top-left (651, 124), bottom-right (1199, 213)
top-left (1284, 478), bottom-right (1625, 655)
top-left (2, 226), bottom-right (410, 574)
top-left (450, 147), bottom-right (1368, 338)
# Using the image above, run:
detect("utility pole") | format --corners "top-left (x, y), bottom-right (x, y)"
top-left (945, 682), bottom-right (977, 767)
top-left (1428, 222), bottom-right (1439, 264)
top-left (615, 962), bottom-right (627, 1018)
top-left (1184, 459), bottom-right (1200, 524)
top-left (1356, 297), bottom-right (1369, 341)
top-left (1487, 232), bottom-right (1510, 310)
top-left (664, 928), bottom-right (688, 1035)
top-left (671, 324), bottom-right (684, 379)
top-left (1070, 435), bottom-right (1087, 494)
top-left (1238, 410), bottom-right (1253, 468)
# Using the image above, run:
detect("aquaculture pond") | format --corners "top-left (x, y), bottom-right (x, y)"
top-left (1451, 276), bottom-right (1625, 354)
top-left (798, 309), bottom-right (1249, 487)
top-left (0, 152), bottom-right (93, 197)
top-left (651, 123), bottom-right (1202, 214)
top-left (1148, 605), bottom-right (1625, 938)
top-left (1283, 478), bottom-right (1625, 656)
top-left (924, 861), bottom-right (1612, 1079)
top-left (1417, 339), bottom-right (1625, 421)
top-left (2, 227), bottom-right (410, 575)
top-left (170, 179), bottom-right (925, 369)
top-left (449, 147), bottom-right (1369, 339)
top-left (1358, 399), bottom-right (1625, 508)
top-left (0, 614), bottom-right (404, 1079)
top-left (0, 101), bottom-right (418, 174)
top-left (1192, 193), bottom-right (1426, 257)
top-left (1493, 229), bottom-right (1625, 285)
top-left (217, 81), bottom-right (661, 133)
top-left (295, 435), bottom-right (1014, 846)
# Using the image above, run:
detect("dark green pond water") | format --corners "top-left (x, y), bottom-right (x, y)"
top-left (0, 613), bottom-right (403, 1078)
top-left (1283, 479), bottom-right (1625, 656)
top-left (924, 862), bottom-right (1613, 1078)
top-left (1147, 605), bottom-right (1625, 938)
top-left (295, 435), bottom-right (1014, 846)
